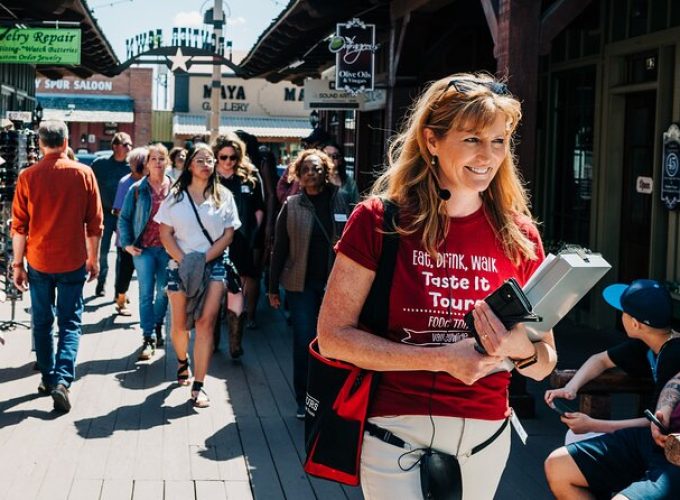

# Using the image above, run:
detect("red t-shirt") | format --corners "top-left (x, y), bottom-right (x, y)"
top-left (335, 198), bottom-right (545, 420)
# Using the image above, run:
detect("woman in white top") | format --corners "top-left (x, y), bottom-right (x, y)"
top-left (155, 143), bottom-right (241, 407)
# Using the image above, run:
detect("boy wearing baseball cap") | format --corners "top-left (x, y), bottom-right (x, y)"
top-left (545, 279), bottom-right (680, 498)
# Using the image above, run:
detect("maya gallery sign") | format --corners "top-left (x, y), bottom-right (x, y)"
top-left (0, 27), bottom-right (81, 65)
top-left (661, 123), bottom-right (680, 210)
top-left (329, 18), bottom-right (378, 95)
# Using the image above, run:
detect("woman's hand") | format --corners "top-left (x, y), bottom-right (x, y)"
top-left (269, 293), bottom-right (281, 309)
top-left (545, 387), bottom-right (577, 406)
top-left (472, 301), bottom-right (535, 360)
top-left (125, 245), bottom-right (142, 257)
top-left (440, 338), bottom-right (503, 385)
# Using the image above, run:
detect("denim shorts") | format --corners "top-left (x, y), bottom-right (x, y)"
top-left (166, 258), bottom-right (227, 292)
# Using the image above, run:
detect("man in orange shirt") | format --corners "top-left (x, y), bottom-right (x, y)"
top-left (11, 119), bottom-right (103, 413)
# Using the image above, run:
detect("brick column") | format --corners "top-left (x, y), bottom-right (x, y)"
top-left (495, 0), bottom-right (541, 189)
top-left (128, 68), bottom-right (153, 146)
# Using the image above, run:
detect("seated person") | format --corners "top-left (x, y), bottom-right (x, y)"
top-left (545, 369), bottom-right (680, 499)
top-left (545, 279), bottom-right (678, 439)
top-left (545, 280), bottom-right (680, 499)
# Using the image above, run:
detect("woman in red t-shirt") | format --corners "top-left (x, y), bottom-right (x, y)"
top-left (318, 73), bottom-right (558, 499)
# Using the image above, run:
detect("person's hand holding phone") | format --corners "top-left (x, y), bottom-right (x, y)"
top-left (550, 398), bottom-right (576, 416)
top-left (645, 409), bottom-right (671, 448)
top-left (545, 387), bottom-right (577, 407)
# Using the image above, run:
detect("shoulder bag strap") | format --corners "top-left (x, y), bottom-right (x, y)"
top-left (186, 190), bottom-right (214, 245)
top-left (305, 193), bottom-right (334, 247)
top-left (359, 199), bottom-right (399, 333)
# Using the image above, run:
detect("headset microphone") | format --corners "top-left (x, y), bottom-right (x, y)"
top-left (438, 188), bottom-right (451, 200)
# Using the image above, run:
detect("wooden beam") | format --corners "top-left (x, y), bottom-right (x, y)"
top-left (480, 0), bottom-right (498, 46)
top-left (539, 0), bottom-right (593, 54)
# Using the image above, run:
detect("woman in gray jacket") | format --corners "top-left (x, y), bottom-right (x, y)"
top-left (268, 149), bottom-right (350, 418)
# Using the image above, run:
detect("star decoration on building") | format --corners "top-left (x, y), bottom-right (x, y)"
top-left (167, 47), bottom-right (191, 72)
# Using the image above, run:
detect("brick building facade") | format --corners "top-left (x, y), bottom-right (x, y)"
top-left (37, 67), bottom-right (153, 152)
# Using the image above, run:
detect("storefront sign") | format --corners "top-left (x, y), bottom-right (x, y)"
top-left (329, 18), bottom-right (378, 95)
top-left (125, 27), bottom-right (226, 59)
top-left (0, 27), bottom-right (81, 65)
top-left (186, 76), bottom-right (307, 117)
top-left (304, 79), bottom-right (386, 111)
top-left (661, 123), bottom-right (680, 209)
top-left (636, 176), bottom-right (653, 194)
top-left (35, 78), bottom-right (114, 92)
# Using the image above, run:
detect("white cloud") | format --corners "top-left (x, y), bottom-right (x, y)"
top-left (173, 11), bottom-right (203, 28)
top-left (227, 16), bottom-right (246, 27)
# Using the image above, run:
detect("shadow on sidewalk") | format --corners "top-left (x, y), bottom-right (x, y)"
top-left (0, 392), bottom-right (63, 426)
top-left (73, 384), bottom-right (187, 438)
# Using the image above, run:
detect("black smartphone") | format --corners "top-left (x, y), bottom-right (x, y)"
top-left (464, 278), bottom-right (541, 354)
top-left (550, 399), bottom-right (575, 416)
top-left (644, 409), bottom-right (670, 435)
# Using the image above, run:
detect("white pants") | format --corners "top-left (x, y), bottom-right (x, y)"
top-left (360, 415), bottom-right (511, 500)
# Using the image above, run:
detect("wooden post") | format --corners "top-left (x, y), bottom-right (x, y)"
top-left (209, 0), bottom-right (223, 143)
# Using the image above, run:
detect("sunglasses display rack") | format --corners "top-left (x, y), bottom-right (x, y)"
top-left (0, 129), bottom-right (36, 331)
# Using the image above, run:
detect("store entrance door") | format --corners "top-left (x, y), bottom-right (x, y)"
top-left (618, 91), bottom-right (656, 283)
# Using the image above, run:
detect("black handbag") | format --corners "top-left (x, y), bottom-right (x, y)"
top-left (303, 199), bottom-right (399, 485)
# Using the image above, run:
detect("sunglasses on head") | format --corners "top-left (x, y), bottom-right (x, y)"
top-left (115, 142), bottom-right (132, 147)
top-left (443, 78), bottom-right (509, 96)
top-left (219, 154), bottom-right (238, 161)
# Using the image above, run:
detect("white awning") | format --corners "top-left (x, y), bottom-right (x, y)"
top-left (42, 109), bottom-right (134, 123)
top-left (173, 114), bottom-right (312, 138)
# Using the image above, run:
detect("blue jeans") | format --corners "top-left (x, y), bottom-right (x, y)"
top-left (98, 211), bottom-right (117, 287)
top-left (28, 264), bottom-right (86, 388)
top-left (287, 280), bottom-right (325, 406)
top-left (133, 246), bottom-right (169, 339)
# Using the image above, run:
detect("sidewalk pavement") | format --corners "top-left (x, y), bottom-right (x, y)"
top-left (0, 251), bottom-right (633, 500)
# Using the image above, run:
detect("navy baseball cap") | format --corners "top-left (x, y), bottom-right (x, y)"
top-left (602, 279), bottom-right (672, 328)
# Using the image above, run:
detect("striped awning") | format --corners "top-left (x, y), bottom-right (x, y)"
top-left (173, 114), bottom-right (312, 139)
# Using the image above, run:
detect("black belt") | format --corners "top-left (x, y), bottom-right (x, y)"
top-left (365, 417), bottom-right (509, 455)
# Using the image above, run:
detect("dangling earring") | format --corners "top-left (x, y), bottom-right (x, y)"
top-left (429, 155), bottom-right (451, 201)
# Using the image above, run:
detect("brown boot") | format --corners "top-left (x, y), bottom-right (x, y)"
top-left (115, 293), bottom-right (131, 316)
top-left (227, 311), bottom-right (245, 359)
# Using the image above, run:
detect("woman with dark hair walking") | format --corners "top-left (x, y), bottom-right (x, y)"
top-left (212, 132), bottom-right (264, 357)
top-left (155, 143), bottom-right (240, 407)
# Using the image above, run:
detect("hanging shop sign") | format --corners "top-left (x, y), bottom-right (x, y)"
top-left (0, 27), bottom-right (81, 65)
top-left (661, 123), bottom-right (680, 210)
top-left (329, 18), bottom-right (378, 95)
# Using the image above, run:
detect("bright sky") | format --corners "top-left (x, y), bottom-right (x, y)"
top-left (90, 0), bottom-right (286, 61)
